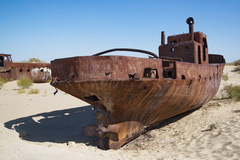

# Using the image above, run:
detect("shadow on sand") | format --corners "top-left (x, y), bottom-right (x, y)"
top-left (4, 105), bottom-right (99, 147)
top-left (154, 107), bottom-right (201, 130)
top-left (4, 105), bottom-right (202, 148)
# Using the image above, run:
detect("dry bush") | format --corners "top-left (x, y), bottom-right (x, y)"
top-left (21, 58), bottom-right (45, 63)
top-left (18, 89), bottom-right (26, 94)
top-left (17, 78), bottom-right (33, 89)
top-left (28, 88), bottom-right (40, 94)
top-left (233, 59), bottom-right (240, 66)
top-left (223, 85), bottom-right (240, 101)
top-left (222, 73), bottom-right (229, 81)
top-left (228, 59), bottom-right (240, 66)
top-left (233, 66), bottom-right (240, 73)
top-left (209, 123), bottom-right (217, 130)
top-left (0, 78), bottom-right (8, 89)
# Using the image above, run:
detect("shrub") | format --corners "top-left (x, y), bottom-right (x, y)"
top-left (233, 59), bottom-right (240, 66)
top-left (227, 62), bottom-right (234, 66)
top-left (17, 78), bottom-right (33, 89)
top-left (223, 85), bottom-right (240, 101)
top-left (28, 88), bottom-right (40, 94)
top-left (29, 58), bottom-right (41, 63)
top-left (21, 57), bottom-right (45, 63)
top-left (0, 78), bottom-right (8, 89)
top-left (209, 123), bottom-right (217, 130)
top-left (18, 89), bottom-right (26, 94)
top-left (228, 59), bottom-right (240, 66)
top-left (233, 66), bottom-right (240, 73)
top-left (222, 73), bottom-right (229, 81)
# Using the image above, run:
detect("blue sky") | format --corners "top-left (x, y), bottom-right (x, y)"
top-left (1, 0), bottom-right (239, 63)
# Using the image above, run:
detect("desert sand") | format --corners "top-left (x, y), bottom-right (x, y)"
top-left (0, 66), bottom-right (239, 160)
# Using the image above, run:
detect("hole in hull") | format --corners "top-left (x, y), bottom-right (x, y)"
top-left (84, 95), bottom-right (99, 102)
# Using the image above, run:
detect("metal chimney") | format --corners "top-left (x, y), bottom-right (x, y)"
top-left (186, 17), bottom-right (194, 34)
top-left (161, 31), bottom-right (165, 45)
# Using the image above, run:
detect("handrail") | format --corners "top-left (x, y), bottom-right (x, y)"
top-left (159, 56), bottom-right (183, 62)
top-left (92, 48), bottom-right (159, 59)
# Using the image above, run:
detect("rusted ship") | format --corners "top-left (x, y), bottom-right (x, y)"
top-left (0, 54), bottom-right (51, 83)
top-left (51, 17), bottom-right (225, 149)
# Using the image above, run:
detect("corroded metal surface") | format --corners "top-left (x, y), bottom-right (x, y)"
top-left (51, 17), bottom-right (225, 149)
top-left (0, 54), bottom-right (51, 83)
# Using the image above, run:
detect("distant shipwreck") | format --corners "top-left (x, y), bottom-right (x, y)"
top-left (51, 17), bottom-right (225, 149)
top-left (0, 54), bottom-right (51, 83)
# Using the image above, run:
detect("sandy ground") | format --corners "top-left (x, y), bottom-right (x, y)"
top-left (0, 66), bottom-right (240, 160)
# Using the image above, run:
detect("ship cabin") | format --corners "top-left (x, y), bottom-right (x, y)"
top-left (159, 17), bottom-right (209, 64)
top-left (158, 17), bottom-right (225, 80)
top-left (0, 54), bottom-right (12, 67)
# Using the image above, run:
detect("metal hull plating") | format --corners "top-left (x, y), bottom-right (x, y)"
top-left (0, 54), bottom-right (51, 83)
top-left (51, 56), bottom-right (224, 149)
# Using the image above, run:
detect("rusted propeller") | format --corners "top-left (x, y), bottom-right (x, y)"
top-left (83, 111), bottom-right (119, 149)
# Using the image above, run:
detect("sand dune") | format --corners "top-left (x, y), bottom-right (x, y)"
top-left (0, 66), bottom-right (239, 160)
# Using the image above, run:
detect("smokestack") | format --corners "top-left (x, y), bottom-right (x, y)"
top-left (186, 17), bottom-right (194, 34)
top-left (161, 31), bottom-right (165, 45)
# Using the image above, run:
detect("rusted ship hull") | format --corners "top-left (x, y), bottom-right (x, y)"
top-left (0, 63), bottom-right (51, 83)
top-left (50, 17), bottom-right (225, 149)
top-left (51, 56), bottom-right (224, 149)
top-left (0, 54), bottom-right (51, 83)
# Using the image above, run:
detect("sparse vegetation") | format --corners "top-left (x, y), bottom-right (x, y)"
top-left (0, 78), bottom-right (8, 89)
top-left (223, 84), bottom-right (240, 101)
top-left (228, 59), bottom-right (240, 66)
top-left (28, 88), bottom-right (40, 94)
top-left (17, 78), bottom-right (33, 89)
top-left (21, 57), bottom-right (45, 63)
top-left (201, 123), bottom-right (217, 132)
top-left (209, 123), bottom-right (217, 130)
top-left (233, 66), bottom-right (240, 73)
top-left (18, 89), bottom-right (26, 94)
top-left (222, 73), bottom-right (229, 81)
top-left (46, 79), bottom-right (52, 83)
top-left (233, 59), bottom-right (240, 66)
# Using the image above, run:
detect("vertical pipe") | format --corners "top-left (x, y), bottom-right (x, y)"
top-left (186, 17), bottom-right (195, 40)
top-left (189, 23), bottom-right (194, 34)
top-left (161, 31), bottom-right (165, 45)
top-left (186, 17), bottom-right (194, 33)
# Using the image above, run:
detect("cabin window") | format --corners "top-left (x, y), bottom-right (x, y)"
top-left (194, 37), bottom-right (199, 43)
top-left (171, 40), bottom-right (177, 44)
top-left (19, 69), bottom-right (23, 72)
top-left (198, 45), bottom-right (201, 64)
top-left (203, 38), bottom-right (208, 48)
top-left (203, 46), bottom-right (206, 61)
top-left (203, 38), bottom-right (208, 61)
top-left (143, 68), bottom-right (159, 78)
top-left (170, 48), bottom-right (175, 52)
top-left (0, 56), bottom-right (4, 67)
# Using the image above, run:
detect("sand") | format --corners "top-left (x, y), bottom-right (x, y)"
top-left (0, 66), bottom-right (240, 160)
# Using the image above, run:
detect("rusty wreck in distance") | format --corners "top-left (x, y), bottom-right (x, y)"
top-left (0, 54), bottom-right (51, 83)
top-left (51, 17), bottom-right (225, 149)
